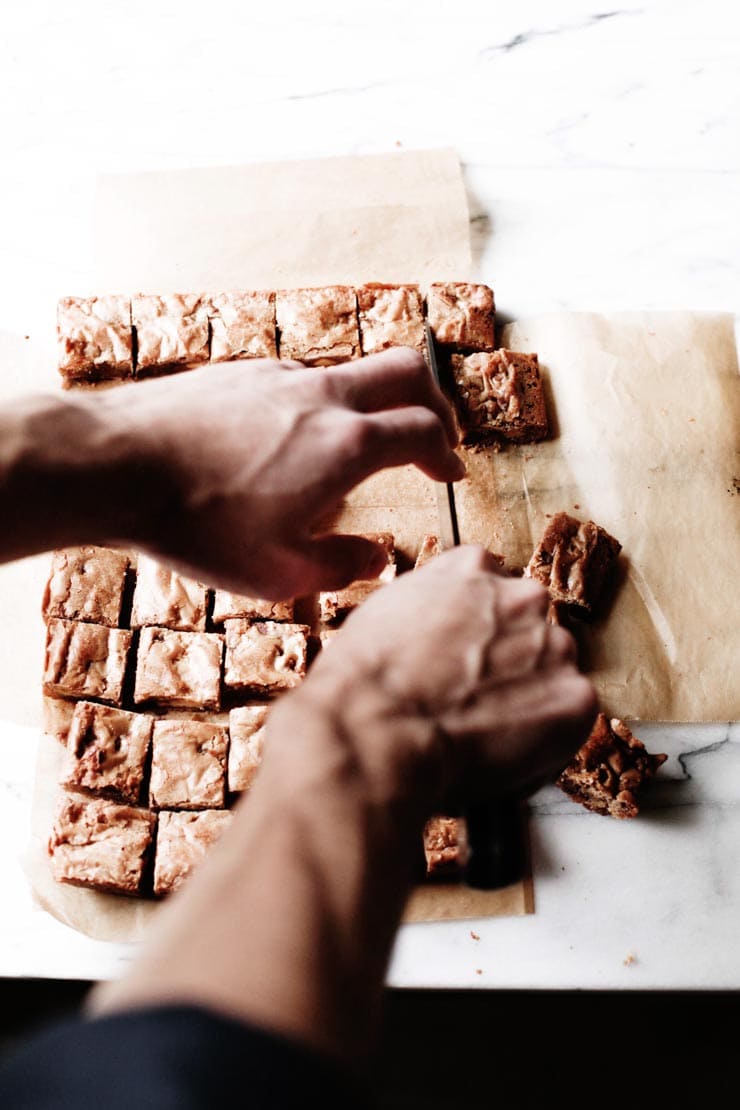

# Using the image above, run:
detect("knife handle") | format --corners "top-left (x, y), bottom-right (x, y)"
top-left (463, 799), bottom-right (527, 890)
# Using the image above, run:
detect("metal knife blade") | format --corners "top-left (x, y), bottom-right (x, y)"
top-left (424, 323), bottom-right (526, 892)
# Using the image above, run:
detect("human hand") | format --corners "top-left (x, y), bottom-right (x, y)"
top-left (95, 348), bottom-right (462, 598)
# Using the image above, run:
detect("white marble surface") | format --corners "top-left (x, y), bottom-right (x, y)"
top-left (0, 0), bottom-right (738, 988)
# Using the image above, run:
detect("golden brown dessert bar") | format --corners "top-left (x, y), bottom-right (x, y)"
top-left (61, 701), bottom-right (153, 805)
top-left (153, 810), bottom-right (233, 897)
top-left (133, 627), bottom-right (224, 710)
top-left (525, 512), bottom-right (622, 613)
top-left (414, 534), bottom-right (442, 569)
top-left (228, 705), bottom-right (269, 792)
top-left (57, 295), bottom-right (133, 384)
top-left (450, 350), bottom-right (548, 446)
top-left (43, 546), bottom-right (131, 628)
top-left (207, 290), bottom-right (277, 361)
top-left (48, 794), bottom-right (155, 895)
top-left (426, 282), bottom-right (495, 351)
top-left (556, 713), bottom-right (667, 819)
top-left (276, 285), bottom-right (360, 366)
top-left (356, 283), bottom-right (425, 354)
top-left (211, 590), bottom-right (294, 625)
top-left (423, 816), bottom-right (468, 878)
top-left (43, 619), bottom-right (132, 705)
top-left (132, 294), bottom-right (210, 375)
top-left (43, 696), bottom-right (77, 745)
top-left (149, 718), bottom-right (228, 810)
top-left (130, 555), bottom-right (208, 632)
top-left (319, 532), bottom-right (396, 624)
top-left (223, 620), bottom-right (309, 695)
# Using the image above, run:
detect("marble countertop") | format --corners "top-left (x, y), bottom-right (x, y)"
top-left (0, 0), bottom-right (738, 989)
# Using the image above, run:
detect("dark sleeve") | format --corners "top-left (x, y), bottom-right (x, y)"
top-left (0, 1003), bottom-right (371, 1109)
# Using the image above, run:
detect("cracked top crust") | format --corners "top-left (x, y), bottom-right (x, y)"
top-left (57, 296), bottom-right (133, 382)
top-left (43, 546), bottom-right (130, 628)
top-left (525, 512), bottom-right (622, 612)
top-left (132, 293), bottom-right (210, 373)
top-left (451, 350), bottom-right (548, 445)
top-left (131, 555), bottom-right (208, 632)
top-left (49, 794), bottom-right (155, 894)
top-left (208, 290), bottom-right (277, 361)
top-left (426, 282), bottom-right (495, 351)
top-left (154, 810), bottom-right (233, 896)
top-left (223, 620), bottom-right (309, 693)
top-left (211, 590), bottom-right (294, 625)
top-left (149, 718), bottom-right (228, 810)
top-left (134, 627), bottom-right (224, 709)
top-left (43, 619), bottom-right (132, 705)
top-left (228, 705), bottom-right (269, 792)
top-left (357, 283), bottom-right (425, 354)
top-left (276, 285), bottom-right (360, 366)
top-left (62, 701), bottom-right (153, 804)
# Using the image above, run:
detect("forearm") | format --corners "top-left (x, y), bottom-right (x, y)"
top-left (0, 391), bottom-right (165, 560)
top-left (89, 677), bottom-right (440, 1064)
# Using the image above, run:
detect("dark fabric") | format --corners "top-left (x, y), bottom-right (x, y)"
top-left (0, 1003), bottom-right (371, 1108)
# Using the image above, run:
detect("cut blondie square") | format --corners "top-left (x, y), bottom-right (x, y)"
top-left (57, 295), bottom-right (133, 384)
top-left (132, 293), bottom-right (209, 375)
top-left (149, 718), bottom-right (228, 810)
top-left (133, 628), bottom-right (224, 710)
top-left (556, 713), bottom-right (667, 819)
top-left (130, 555), bottom-right (208, 632)
top-left (223, 620), bottom-right (309, 695)
top-left (48, 794), bottom-right (155, 895)
top-left (450, 350), bottom-right (548, 446)
top-left (43, 545), bottom-right (131, 628)
top-left (211, 590), bottom-right (294, 625)
top-left (154, 810), bottom-right (233, 896)
top-left (426, 283), bottom-right (495, 351)
top-left (356, 283), bottom-right (425, 354)
top-left (423, 816), bottom-right (468, 878)
top-left (276, 285), bottom-right (360, 366)
top-left (414, 534), bottom-right (442, 569)
top-left (62, 701), bottom-right (153, 805)
top-left (319, 533), bottom-right (396, 624)
top-left (207, 290), bottom-right (277, 361)
top-left (525, 512), bottom-right (622, 613)
top-left (43, 619), bottom-right (132, 704)
top-left (228, 705), bottom-right (269, 792)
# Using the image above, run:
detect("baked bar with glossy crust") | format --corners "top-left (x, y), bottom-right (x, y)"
top-left (132, 293), bottom-right (209, 375)
top-left (276, 285), bottom-right (360, 366)
top-left (62, 701), bottom-right (153, 805)
top-left (149, 718), bottom-right (228, 810)
top-left (423, 816), bottom-right (468, 878)
top-left (414, 534), bottom-right (442, 570)
top-left (208, 290), bottom-right (277, 361)
top-left (57, 295), bottom-right (133, 384)
top-left (49, 794), bottom-right (155, 895)
top-left (43, 619), bottom-right (132, 704)
top-left (223, 620), bottom-right (309, 695)
top-left (451, 350), bottom-right (548, 445)
top-left (154, 809), bottom-right (233, 896)
top-left (357, 283), bottom-right (425, 354)
top-left (133, 627), bottom-right (224, 710)
top-left (228, 705), bottom-right (269, 792)
top-left (319, 532), bottom-right (396, 623)
top-left (556, 713), bottom-right (667, 819)
top-left (211, 590), bottom-right (294, 625)
top-left (130, 555), bottom-right (208, 632)
top-left (426, 282), bottom-right (495, 351)
top-left (43, 546), bottom-right (131, 628)
top-left (525, 512), bottom-right (622, 612)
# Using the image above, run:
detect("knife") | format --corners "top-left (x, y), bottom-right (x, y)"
top-left (424, 323), bottom-right (527, 891)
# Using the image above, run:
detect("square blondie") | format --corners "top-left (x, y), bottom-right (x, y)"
top-left (43, 619), bottom-right (132, 704)
top-left (132, 293), bottom-right (210, 375)
top-left (228, 705), bottom-right (269, 792)
top-left (450, 350), bottom-right (548, 445)
top-left (43, 545), bottom-right (130, 628)
top-left (149, 718), bottom-right (228, 810)
top-left (153, 810), bottom-right (233, 896)
top-left (208, 290), bottom-right (277, 361)
top-left (423, 816), bottom-right (468, 878)
top-left (223, 620), bottom-right (309, 695)
top-left (133, 627), bottom-right (224, 710)
top-left (130, 555), bottom-right (208, 632)
top-left (319, 532), bottom-right (396, 624)
top-left (62, 701), bottom-right (153, 805)
top-left (426, 282), bottom-right (495, 351)
top-left (525, 513), bottom-right (622, 613)
top-left (211, 590), bottom-right (294, 625)
top-left (356, 283), bottom-right (425, 354)
top-left (276, 285), bottom-right (360, 366)
top-left (57, 295), bottom-right (133, 384)
top-left (49, 794), bottom-right (155, 895)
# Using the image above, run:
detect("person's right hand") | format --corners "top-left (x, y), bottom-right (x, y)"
top-left (272, 545), bottom-right (597, 813)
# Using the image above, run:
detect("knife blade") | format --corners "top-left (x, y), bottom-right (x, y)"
top-left (424, 323), bottom-right (526, 891)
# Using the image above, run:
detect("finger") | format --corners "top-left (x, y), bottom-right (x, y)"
top-left (327, 347), bottom-right (460, 449)
top-left (345, 406), bottom-right (466, 485)
top-left (277, 534), bottom-right (390, 595)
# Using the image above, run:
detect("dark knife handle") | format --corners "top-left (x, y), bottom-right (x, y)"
top-left (463, 800), bottom-right (527, 890)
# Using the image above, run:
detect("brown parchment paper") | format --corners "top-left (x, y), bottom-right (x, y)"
top-left (23, 149), bottom-right (530, 944)
top-left (456, 311), bottom-right (740, 722)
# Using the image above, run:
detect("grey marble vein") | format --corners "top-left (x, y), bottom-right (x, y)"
top-left (479, 8), bottom-right (643, 58)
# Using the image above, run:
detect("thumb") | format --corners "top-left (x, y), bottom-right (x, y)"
top-left (286, 534), bottom-right (389, 595)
